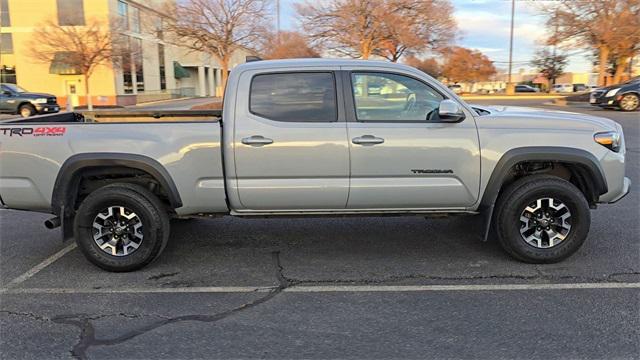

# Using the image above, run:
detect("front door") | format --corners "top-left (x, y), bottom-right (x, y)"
top-left (344, 71), bottom-right (481, 210)
top-left (233, 69), bottom-right (350, 211)
top-left (65, 80), bottom-right (80, 108)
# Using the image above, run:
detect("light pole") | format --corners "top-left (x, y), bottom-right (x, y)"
top-left (507, 0), bottom-right (515, 95)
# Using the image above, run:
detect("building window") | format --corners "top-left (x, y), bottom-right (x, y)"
top-left (132, 38), bottom-right (144, 92)
top-left (154, 16), bottom-right (163, 40)
top-left (0, 33), bottom-right (13, 54)
top-left (158, 44), bottom-right (166, 90)
top-left (130, 6), bottom-right (140, 33)
top-left (57, 0), bottom-right (85, 26)
top-left (0, 0), bottom-right (10, 27)
top-left (121, 36), bottom-right (133, 94)
top-left (0, 65), bottom-right (16, 84)
top-left (117, 0), bottom-right (128, 30)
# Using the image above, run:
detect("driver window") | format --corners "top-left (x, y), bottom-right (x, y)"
top-left (351, 73), bottom-right (444, 121)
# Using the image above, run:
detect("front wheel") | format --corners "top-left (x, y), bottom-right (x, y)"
top-left (619, 93), bottom-right (639, 111)
top-left (74, 183), bottom-right (170, 272)
top-left (19, 104), bottom-right (36, 117)
top-left (494, 175), bottom-right (591, 263)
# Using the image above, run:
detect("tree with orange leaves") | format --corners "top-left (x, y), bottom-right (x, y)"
top-left (261, 31), bottom-right (320, 59)
top-left (441, 47), bottom-right (496, 84)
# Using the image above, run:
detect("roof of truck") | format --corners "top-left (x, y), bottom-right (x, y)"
top-left (234, 58), bottom-right (418, 72)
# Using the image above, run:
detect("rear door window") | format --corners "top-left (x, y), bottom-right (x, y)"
top-left (250, 72), bottom-right (337, 122)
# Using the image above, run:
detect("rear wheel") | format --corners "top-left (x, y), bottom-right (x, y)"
top-left (74, 183), bottom-right (170, 272)
top-left (494, 175), bottom-right (591, 263)
top-left (19, 104), bottom-right (35, 117)
top-left (619, 93), bottom-right (639, 111)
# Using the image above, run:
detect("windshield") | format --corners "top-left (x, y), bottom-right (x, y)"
top-left (3, 84), bottom-right (28, 93)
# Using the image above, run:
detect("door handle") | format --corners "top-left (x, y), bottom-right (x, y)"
top-left (241, 135), bottom-right (273, 146)
top-left (352, 135), bottom-right (385, 145)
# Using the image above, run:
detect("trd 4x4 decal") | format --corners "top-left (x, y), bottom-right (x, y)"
top-left (0, 127), bottom-right (66, 137)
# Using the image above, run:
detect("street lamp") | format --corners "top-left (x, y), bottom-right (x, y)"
top-left (506, 0), bottom-right (515, 95)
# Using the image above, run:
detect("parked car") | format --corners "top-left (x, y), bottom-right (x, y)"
top-left (590, 76), bottom-right (640, 111)
top-left (0, 83), bottom-right (60, 117)
top-left (0, 59), bottom-right (630, 271)
top-left (551, 84), bottom-right (574, 93)
top-left (515, 85), bottom-right (539, 93)
top-left (573, 83), bottom-right (588, 92)
top-left (448, 84), bottom-right (463, 94)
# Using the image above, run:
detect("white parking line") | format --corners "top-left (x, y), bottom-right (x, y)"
top-left (4, 243), bottom-right (77, 288)
top-left (1, 282), bottom-right (638, 294)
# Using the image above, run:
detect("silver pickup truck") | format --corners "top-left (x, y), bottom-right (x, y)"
top-left (0, 59), bottom-right (630, 271)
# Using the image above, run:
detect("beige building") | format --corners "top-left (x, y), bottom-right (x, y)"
top-left (0, 0), bottom-right (247, 106)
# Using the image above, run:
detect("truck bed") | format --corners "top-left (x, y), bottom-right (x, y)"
top-left (0, 110), bottom-right (227, 215)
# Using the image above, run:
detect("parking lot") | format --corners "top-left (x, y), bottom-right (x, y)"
top-left (1, 100), bottom-right (638, 359)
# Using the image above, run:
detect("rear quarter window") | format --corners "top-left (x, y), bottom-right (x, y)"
top-left (249, 72), bottom-right (337, 122)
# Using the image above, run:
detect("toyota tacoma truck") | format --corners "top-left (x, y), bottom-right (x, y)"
top-left (0, 59), bottom-right (630, 271)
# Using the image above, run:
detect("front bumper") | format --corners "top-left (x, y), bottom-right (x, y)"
top-left (608, 177), bottom-right (631, 203)
top-left (590, 94), bottom-right (620, 108)
top-left (34, 103), bottom-right (61, 114)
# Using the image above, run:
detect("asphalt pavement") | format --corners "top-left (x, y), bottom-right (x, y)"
top-left (1, 100), bottom-right (638, 359)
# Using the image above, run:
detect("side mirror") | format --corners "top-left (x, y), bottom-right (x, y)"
top-left (438, 99), bottom-right (465, 122)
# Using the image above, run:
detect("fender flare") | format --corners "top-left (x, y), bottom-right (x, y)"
top-left (52, 153), bottom-right (183, 217)
top-left (478, 146), bottom-right (607, 241)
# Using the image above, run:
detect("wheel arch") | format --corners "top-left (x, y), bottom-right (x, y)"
top-left (52, 153), bottom-right (182, 219)
top-left (477, 146), bottom-right (607, 241)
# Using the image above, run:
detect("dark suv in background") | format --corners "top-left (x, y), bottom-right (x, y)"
top-left (590, 76), bottom-right (640, 111)
top-left (0, 83), bottom-right (60, 117)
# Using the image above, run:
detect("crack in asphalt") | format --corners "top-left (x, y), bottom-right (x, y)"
top-left (4, 251), bottom-right (639, 359)
top-left (49, 251), bottom-right (289, 360)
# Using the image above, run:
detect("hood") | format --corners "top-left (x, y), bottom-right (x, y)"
top-left (17, 92), bottom-right (56, 99)
top-left (599, 79), bottom-right (640, 92)
top-left (473, 105), bottom-right (618, 132)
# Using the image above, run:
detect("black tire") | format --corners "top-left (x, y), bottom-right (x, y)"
top-left (18, 104), bottom-right (36, 118)
top-left (619, 93), bottom-right (639, 112)
top-left (74, 183), bottom-right (170, 272)
top-left (494, 175), bottom-right (591, 263)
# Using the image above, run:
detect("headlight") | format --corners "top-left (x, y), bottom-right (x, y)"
top-left (32, 98), bottom-right (48, 104)
top-left (605, 88), bottom-right (620, 97)
top-left (594, 131), bottom-right (621, 152)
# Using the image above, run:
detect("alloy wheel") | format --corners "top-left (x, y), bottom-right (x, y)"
top-left (620, 94), bottom-right (639, 111)
top-left (519, 197), bottom-right (572, 248)
top-left (92, 206), bottom-right (144, 256)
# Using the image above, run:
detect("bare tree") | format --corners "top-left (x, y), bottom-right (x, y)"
top-left (261, 31), bottom-right (320, 59)
top-left (376, 0), bottom-right (457, 62)
top-left (163, 0), bottom-right (271, 92)
top-left (297, 0), bottom-right (456, 62)
top-left (544, 0), bottom-right (640, 86)
top-left (441, 47), bottom-right (496, 84)
top-left (27, 18), bottom-right (124, 110)
top-left (531, 48), bottom-right (568, 87)
top-left (296, 0), bottom-right (388, 59)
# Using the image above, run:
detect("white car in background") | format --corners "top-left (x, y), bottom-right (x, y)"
top-left (551, 84), bottom-right (574, 93)
top-left (448, 84), bottom-right (463, 94)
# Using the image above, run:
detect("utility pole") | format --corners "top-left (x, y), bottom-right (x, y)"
top-left (276, 0), bottom-right (280, 41)
top-left (507, 0), bottom-right (515, 94)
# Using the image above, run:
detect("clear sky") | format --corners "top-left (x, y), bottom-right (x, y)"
top-left (277, 0), bottom-right (593, 74)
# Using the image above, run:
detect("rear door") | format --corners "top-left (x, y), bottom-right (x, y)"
top-left (343, 70), bottom-right (481, 210)
top-left (232, 68), bottom-right (350, 211)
